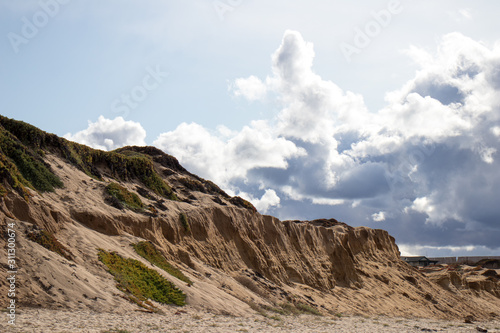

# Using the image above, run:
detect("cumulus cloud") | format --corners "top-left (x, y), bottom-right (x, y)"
top-left (372, 211), bottom-right (386, 222)
top-left (232, 75), bottom-right (268, 101)
top-left (154, 30), bottom-right (500, 252)
top-left (64, 116), bottom-right (146, 151)
top-left (153, 120), bottom-right (306, 188)
top-left (239, 189), bottom-right (281, 214)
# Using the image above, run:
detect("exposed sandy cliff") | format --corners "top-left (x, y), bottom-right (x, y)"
top-left (0, 115), bottom-right (499, 321)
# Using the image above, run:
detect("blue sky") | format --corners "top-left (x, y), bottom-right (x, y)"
top-left (2, 1), bottom-right (500, 257)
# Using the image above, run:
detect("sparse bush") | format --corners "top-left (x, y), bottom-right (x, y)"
top-left (179, 213), bottom-right (190, 232)
top-left (248, 301), bottom-right (269, 317)
top-left (262, 304), bottom-right (287, 315)
top-left (133, 241), bottom-right (192, 284)
top-left (105, 182), bottom-right (143, 211)
top-left (295, 303), bottom-right (322, 316)
top-left (0, 122), bottom-right (63, 196)
top-left (0, 153), bottom-right (31, 200)
top-left (203, 179), bottom-right (230, 198)
top-left (27, 228), bottom-right (73, 261)
top-left (278, 302), bottom-right (301, 315)
top-left (0, 184), bottom-right (7, 197)
top-left (97, 249), bottom-right (186, 310)
top-left (178, 177), bottom-right (206, 193)
top-left (230, 196), bottom-right (257, 212)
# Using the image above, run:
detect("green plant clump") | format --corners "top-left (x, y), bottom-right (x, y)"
top-left (179, 212), bottom-right (190, 232)
top-left (133, 241), bottom-right (192, 284)
top-left (178, 177), bottom-right (206, 193)
top-left (105, 182), bottom-right (144, 211)
top-left (0, 125), bottom-right (63, 195)
top-left (0, 184), bottom-right (7, 197)
top-left (294, 302), bottom-right (322, 316)
top-left (27, 229), bottom-right (73, 261)
top-left (229, 196), bottom-right (257, 212)
top-left (277, 302), bottom-right (301, 315)
top-left (97, 249), bottom-right (186, 308)
top-left (0, 153), bottom-right (30, 199)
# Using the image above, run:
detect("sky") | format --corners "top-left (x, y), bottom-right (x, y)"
top-left (1, 0), bottom-right (500, 257)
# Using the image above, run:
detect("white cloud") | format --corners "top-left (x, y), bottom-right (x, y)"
top-left (479, 146), bottom-right (496, 164)
top-left (408, 197), bottom-right (437, 220)
top-left (311, 198), bottom-right (345, 206)
top-left (64, 116), bottom-right (146, 151)
top-left (372, 211), bottom-right (386, 222)
top-left (232, 75), bottom-right (268, 101)
top-left (153, 120), bottom-right (306, 188)
top-left (239, 189), bottom-right (281, 214)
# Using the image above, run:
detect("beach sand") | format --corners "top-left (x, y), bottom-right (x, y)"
top-left (2, 307), bottom-right (499, 333)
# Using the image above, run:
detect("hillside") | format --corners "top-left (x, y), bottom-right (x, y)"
top-left (0, 115), bottom-right (499, 322)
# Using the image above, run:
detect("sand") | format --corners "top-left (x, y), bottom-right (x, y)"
top-left (1, 307), bottom-right (499, 333)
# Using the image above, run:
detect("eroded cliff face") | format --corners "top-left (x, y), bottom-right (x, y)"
top-left (0, 116), bottom-right (499, 319)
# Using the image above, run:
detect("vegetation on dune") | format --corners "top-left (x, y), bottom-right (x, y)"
top-left (294, 302), bottom-right (322, 316)
top-left (178, 177), bottom-right (206, 193)
top-left (98, 249), bottom-right (186, 310)
top-left (0, 183), bottom-right (7, 197)
top-left (27, 228), bottom-right (73, 261)
top-left (0, 150), bottom-right (31, 200)
top-left (177, 176), bottom-right (230, 199)
top-left (105, 182), bottom-right (144, 211)
top-left (179, 212), bottom-right (190, 232)
top-left (0, 124), bottom-right (63, 196)
top-left (203, 179), bottom-right (230, 198)
top-left (0, 115), bottom-right (178, 201)
top-left (230, 196), bottom-right (257, 212)
top-left (133, 241), bottom-right (192, 284)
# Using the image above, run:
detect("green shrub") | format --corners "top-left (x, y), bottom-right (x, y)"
top-left (229, 196), bottom-right (257, 212)
top-left (133, 241), bottom-right (192, 284)
top-left (27, 229), bottom-right (73, 261)
top-left (0, 184), bottom-right (7, 197)
top-left (97, 250), bottom-right (186, 309)
top-left (262, 304), bottom-right (288, 315)
top-left (248, 301), bottom-right (269, 317)
top-left (0, 125), bottom-right (63, 195)
top-left (0, 153), bottom-right (30, 200)
top-left (178, 177), bottom-right (206, 193)
top-left (295, 303), bottom-right (322, 316)
top-left (278, 302), bottom-right (301, 315)
top-left (179, 213), bottom-right (190, 232)
top-left (105, 182), bottom-right (143, 211)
